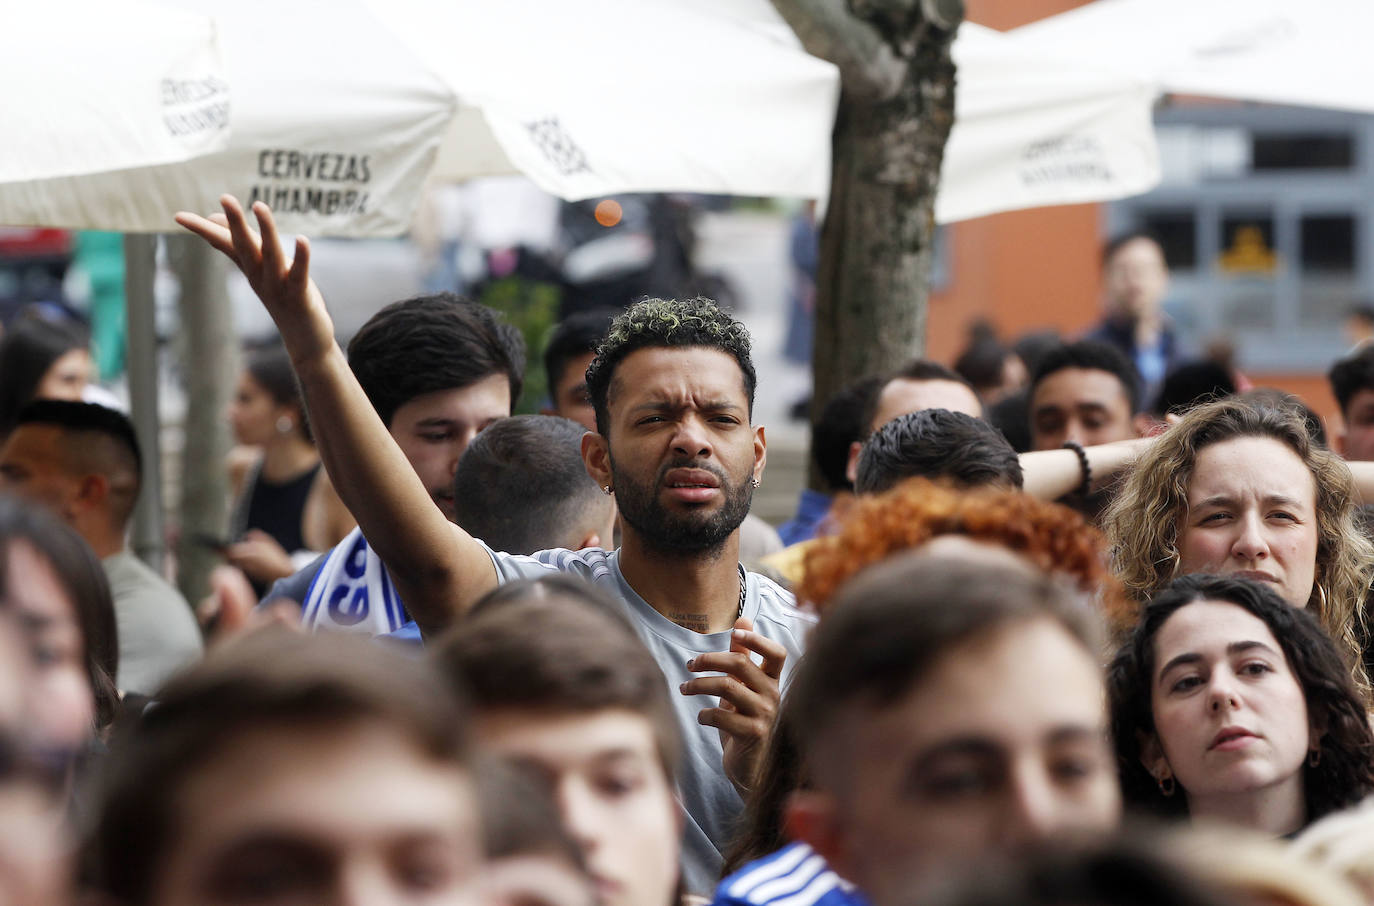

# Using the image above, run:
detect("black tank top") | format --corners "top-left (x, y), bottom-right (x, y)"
top-left (242, 462), bottom-right (320, 554)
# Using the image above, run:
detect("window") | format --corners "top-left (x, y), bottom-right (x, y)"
top-left (1251, 134), bottom-right (1353, 171)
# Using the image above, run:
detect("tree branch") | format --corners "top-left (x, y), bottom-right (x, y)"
top-left (770, 0), bottom-right (907, 102)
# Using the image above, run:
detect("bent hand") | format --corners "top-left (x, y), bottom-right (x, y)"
top-left (224, 529), bottom-right (295, 585)
top-left (680, 617), bottom-right (787, 796)
top-left (174, 196), bottom-right (335, 366)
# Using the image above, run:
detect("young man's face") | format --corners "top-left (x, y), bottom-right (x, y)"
top-left (389, 374), bottom-right (511, 522)
top-left (475, 708), bottom-right (681, 906)
top-left (1340, 387), bottom-right (1374, 462)
top-left (797, 617), bottom-right (1120, 905)
top-left (151, 721), bottom-right (483, 906)
top-left (586, 347), bottom-right (763, 556)
top-left (1029, 368), bottom-right (1137, 451)
top-left (549, 351), bottom-right (598, 433)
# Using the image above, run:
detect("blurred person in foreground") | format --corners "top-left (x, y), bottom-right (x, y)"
top-left (1109, 574), bottom-right (1374, 837)
top-left (478, 760), bottom-right (596, 906)
top-left (433, 576), bottom-right (684, 906)
top-left (178, 193), bottom-right (807, 896)
top-left (87, 629), bottom-right (484, 906)
top-left (716, 551), bottom-right (1120, 906)
top-left (0, 494), bottom-right (119, 767)
top-left (0, 401), bottom-right (200, 695)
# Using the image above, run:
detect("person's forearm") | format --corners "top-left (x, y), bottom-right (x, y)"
top-left (1348, 460), bottom-right (1374, 505)
top-left (1021, 439), bottom-right (1147, 501)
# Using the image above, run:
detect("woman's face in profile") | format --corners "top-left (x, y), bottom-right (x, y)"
top-left (5, 540), bottom-right (94, 754)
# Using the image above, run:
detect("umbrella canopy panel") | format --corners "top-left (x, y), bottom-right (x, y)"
top-left (0, 0), bottom-right (839, 237)
top-left (2, 1), bottom-right (229, 184)
top-left (1010, 0), bottom-right (1374, 115)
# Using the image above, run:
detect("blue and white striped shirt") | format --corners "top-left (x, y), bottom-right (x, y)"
top-left (711, 843), bottom-right (867, 906)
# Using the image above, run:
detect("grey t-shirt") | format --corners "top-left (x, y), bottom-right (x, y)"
top-left (102, 550), bottom-right (203, 695)
top-left (484, 544), bottom-right (813, 896)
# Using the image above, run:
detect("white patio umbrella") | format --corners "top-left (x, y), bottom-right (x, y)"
top-left (2, 1), bottom-right (228, 183)
top-left (936, 23), bottom-right (1160, 223)
top-left (1008, 0), bottom-right (1374, 115)
top-left (0, 0), bottom-right (840, 237)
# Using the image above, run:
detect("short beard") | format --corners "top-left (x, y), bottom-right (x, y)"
top-left (610, 455), bottom-right (754, 558)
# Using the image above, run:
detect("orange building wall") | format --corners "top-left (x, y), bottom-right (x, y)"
top-left (928, 0), bottom-right (1103, 365)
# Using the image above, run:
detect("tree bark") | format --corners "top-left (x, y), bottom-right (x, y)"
top-left (167, 235), bottom-right (238, 607)
top-left (772, 0), bottom-right (960, 490)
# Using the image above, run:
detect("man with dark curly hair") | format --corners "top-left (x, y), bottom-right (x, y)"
top-left (177, 198), bottom-right (811, 897)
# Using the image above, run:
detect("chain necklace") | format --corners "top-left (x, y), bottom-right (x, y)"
top-left (737, 563), bottom-right (747, 620)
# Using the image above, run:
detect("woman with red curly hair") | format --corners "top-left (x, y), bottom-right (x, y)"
top-left (798, 477), bottom-right (1128, 626)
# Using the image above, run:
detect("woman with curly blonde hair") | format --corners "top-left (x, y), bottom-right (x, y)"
top-left (797, 476), bottom-right (1127, 622)
top-left (1102, 396), bottom-right (1374, 681)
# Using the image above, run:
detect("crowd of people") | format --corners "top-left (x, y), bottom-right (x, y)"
top-left (5, 197), bottom-right (1374, 906)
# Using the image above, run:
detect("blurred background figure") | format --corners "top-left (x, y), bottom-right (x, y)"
top-left (1086, 231), bottom-right (1178, 405)
top-left (0, 309), bottom-right (92, 442)
top-left (954, 320), bottom-right (1027, 408)
top-left (225, 343), bottom-right (353, 596)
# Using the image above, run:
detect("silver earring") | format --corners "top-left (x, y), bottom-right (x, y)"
top-left (276, 415), bottom-right (294, 434)
top-left (751, 477), bottom-right (761, 488)
top-left (602, 485), bottom-right (613, 495)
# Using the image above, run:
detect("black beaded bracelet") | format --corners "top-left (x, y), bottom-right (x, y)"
top-left (1062, 440), bottom-right (1092, 497)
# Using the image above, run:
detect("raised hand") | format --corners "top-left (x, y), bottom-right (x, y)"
top-left (175, 196), bottom-right (335, 366)
top-left (680, 617), bottom-right (787, 796)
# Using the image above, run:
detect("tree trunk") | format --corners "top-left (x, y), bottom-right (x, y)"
top-left (771, 1), bottom-right (960, 490)
top-left (167, 235), bottom-right (238, 606)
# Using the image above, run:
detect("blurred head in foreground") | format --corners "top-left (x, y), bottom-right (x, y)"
top-left (90, 629), bottom-right (483, 906)
top-left (784, 550), bottom-right (1121, 904)
top-left (433, 576), bottom-right (682, 906)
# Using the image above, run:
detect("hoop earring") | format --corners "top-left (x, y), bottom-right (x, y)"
top-left (276, 415), bottom-right (294, 434)
top-left (1316, 582), bottom-right (1328, 616)
top-left (1157, 774), bottom-right (1175, 797)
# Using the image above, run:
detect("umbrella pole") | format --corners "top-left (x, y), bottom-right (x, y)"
top-left (123, 234), bottom-right (164, 574)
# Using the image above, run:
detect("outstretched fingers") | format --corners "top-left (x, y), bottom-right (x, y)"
top-left (173, 210), bottom-right (238, 261)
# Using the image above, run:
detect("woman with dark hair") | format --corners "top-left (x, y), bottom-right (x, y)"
top-left (1109, 574), bottom-right (1374, 835)
top-left (0, 494), bottom-right (118, 758)
top-left (0, 310), bottom-right (91, 440)
top-left (225, 343), bottom-right (352, 594)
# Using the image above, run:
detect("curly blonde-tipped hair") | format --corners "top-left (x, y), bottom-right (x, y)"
top-left (1102, 396), bottom-right (1374, 681)
top-left (798, 477), bottom-right (1129, 628)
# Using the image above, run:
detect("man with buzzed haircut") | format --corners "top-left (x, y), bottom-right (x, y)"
top-left (178, 196), bottom-right (811, 894)
top-left (845, 359), bottom-right (982, 485)
top-left (0, 400), bottom-right (201, 694)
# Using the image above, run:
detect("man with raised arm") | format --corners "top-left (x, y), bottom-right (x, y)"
top-left (177, 197), bottom-right (809, 893)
